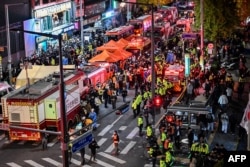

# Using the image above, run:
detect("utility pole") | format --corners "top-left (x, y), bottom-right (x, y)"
top-left (80, 0), bottom-right (84, 52)
top-left (200, 0), bottom-right (204, 70)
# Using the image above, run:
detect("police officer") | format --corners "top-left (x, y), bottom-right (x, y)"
top-left (165, 148), bottom-right (173, 166)
top-left (160, 156), bottom-right (166, 167)
top-left (148, 144), bottom-right (158, 167)
top-left (146, 124), bottom-right (153, 140)
top-left (132, 98), bottom-right (137, 118)
top-left (137, 114), bottom-right (144, 136)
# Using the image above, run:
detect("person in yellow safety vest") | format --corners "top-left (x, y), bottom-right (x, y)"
top-left (131, 98), bottom-right (137, 118)
top-left (68, 142), bottom-right (73, 162)
top-left (148, 145), bottom-right (158, 167)
top-left (189, 142), bottom-right (199, 159)
top-left (157, 77), bottom-right (162, 85)
top-left (135, 93), bottom-right (143, 116)
top-left (160, 156), bottom-right (166, 167)
top-left (146, 124), bottom-right (153, 139)
top-left (198, 142), bottom-right (209, 155)
top-left (143, 90), bottom-right (151, 100)
top-left (165, 148), bottom-right (173, 166)
top-left (137, 114), bottom-right (144, 136)
top-left (160, 131), bottom-right (167, 149)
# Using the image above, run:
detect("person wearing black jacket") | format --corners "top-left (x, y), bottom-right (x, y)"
top-left (88, 138), bottom-right (100, 162)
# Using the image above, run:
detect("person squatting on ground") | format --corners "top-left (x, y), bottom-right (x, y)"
top-left (112, 130), bottom-right (120, 155)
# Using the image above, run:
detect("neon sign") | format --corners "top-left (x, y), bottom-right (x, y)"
top-left (34, 2), bottom-right (71, 18)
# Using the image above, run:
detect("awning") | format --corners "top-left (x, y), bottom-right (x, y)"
top-left (112, 49), bottom-right (132, 60)
top-left (88, 50), bottom-right (121, 63)
top-left (96, 40), bottom-right (124, 51)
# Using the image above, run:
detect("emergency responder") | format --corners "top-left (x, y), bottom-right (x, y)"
top-left (160, 130), bottom-right (167, 150)
top-left (165, 147), bottom-right (174, 167)
top-left (160, 156), bottom-right (166, 167)
top-left (68, 142), bottom-right (72, 163)
top-left (164, 137), bottom-right (174, 153)
top-left (135, 92), bottom-right (143, 115)
top-left (132, 98), bottom-right (137, 118)
top-left (112, 130), bottom-right (120, 155)
top-left (138, 114), bottom-right (144, 136)
top-left (148, 144), bottom-right (158, 167)
top-left (146, 124), bottom-right (153, 140)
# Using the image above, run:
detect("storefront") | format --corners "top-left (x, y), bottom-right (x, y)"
top-left (27, 1), bottom-right (75, 53)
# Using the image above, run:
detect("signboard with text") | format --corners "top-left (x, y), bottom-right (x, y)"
top-left (71, 130), bottom-right (93, 153)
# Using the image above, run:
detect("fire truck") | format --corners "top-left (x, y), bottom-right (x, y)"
top-left (145, 22), bottom-right (174, 41)
top-left (129, 15), bottom-right (152, 36)
top-left (1, 65), bottom-right (112, 141)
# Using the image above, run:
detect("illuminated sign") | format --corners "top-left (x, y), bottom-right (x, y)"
top-left (63, 25), bottom-right (75, 32)
top-left (10, 102), bottom-right (33, 106)
top-left (185, 53), bottom-right (190, 77)
top-left (34, 2), bottom-right (71, 18)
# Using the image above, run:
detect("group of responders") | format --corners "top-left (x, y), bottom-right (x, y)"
top-left (224, 151), bottom-right (250, 167)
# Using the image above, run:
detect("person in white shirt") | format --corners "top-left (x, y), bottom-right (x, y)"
top-left (226, 86), bottom-right (233, 102)
top-left (218, 93), bottom-right (228, 111)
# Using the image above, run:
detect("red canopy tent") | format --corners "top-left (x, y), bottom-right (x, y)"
top-left (88, 50), bottom-right (121, 63)
top-left (117, 38), bottom-right (129, 47)
top-left (96, 40), bottom-right (124, 51)
top-left (113, 49), bottom-right (132, 60)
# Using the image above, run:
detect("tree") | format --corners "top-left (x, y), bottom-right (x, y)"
top-left (194, 0), bottom-right (240, 42)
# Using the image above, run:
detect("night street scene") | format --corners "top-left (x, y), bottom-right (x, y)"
top-left (0, 0), bottom-right (250, 167)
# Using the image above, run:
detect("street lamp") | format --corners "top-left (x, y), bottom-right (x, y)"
top-left (5, 3), bottom-right (25, 85)
top-left (10, 29), bottom-right (69, 167)
top-left (115, 0), bottom-right (156, 124)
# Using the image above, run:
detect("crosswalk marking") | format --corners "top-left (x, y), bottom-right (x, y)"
top-left (120, 141), bottom-right (136, 154)
top-left (24, 160), bottom-right (44, 167)
top-left (97, 138), bottom-right (107, 146)
top-left (126, 127), bottom-right (139, 139)
top-left (77, 153), bottom-right (115, 167)
top-left (98, 152), bottom-right (126, 164)
top-left (119, 126), bottom-right (127, 131)
top-left (47, 141), bottom-right (57, 147)
top-left (104, 143), bottom-right (114, 153)
top-left (98, 125), bottom-right (112, 136)
top-left (42, 158), bottom-right (62, 166)
top-left (6, 162), bottom-right (22, 167)
top-left (59, 156), bottom-right (91, 167)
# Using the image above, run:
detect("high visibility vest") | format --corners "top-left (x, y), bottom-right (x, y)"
top-left (161, 132), bottom-right (167, 142)
top-left (165, 151), bottom-right (172, 163)
top-left (132, 100), bottom-right (137, 110)
top-left (136, 94), bottom-right (143, 105)
top-left (146, 126), bottom-right (153, 137)
top-left (160, 159), bottom-right (166, 167)
top-left (138, 117), bottom-right (143, 126)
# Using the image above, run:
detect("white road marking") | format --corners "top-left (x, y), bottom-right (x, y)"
top-left (42, 158), bottom-right (62, 166)
top-left (24, 160), bottom-right (44, 167)
top-left (111, 115), bottom-right (123, 125)
top-left (97, 138), bottom-right (107, 146)
top-left (98, 125), bottom-right (112, 136)
top-left (119, 126), bottom-right (127, 131)
top-left (59, 156), bottom-right (91, 167)
top-left (6, 163), bottom-right (22, 167)
top-left (126, 127), bottom-right (139, 139)
top-left (76, 153), bottom-right (115, 167)
top-left (98, 152), bottom-right (126, 164)
top-left (120, 141), bottom-right (136, 154)
top-left (104, 143), bottom-right (114, 153)
top-left (98, 116), bottom-right (123, 136)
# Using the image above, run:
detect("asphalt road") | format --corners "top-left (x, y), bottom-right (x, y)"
top-left (0, 89), bottom-right (167, 167)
